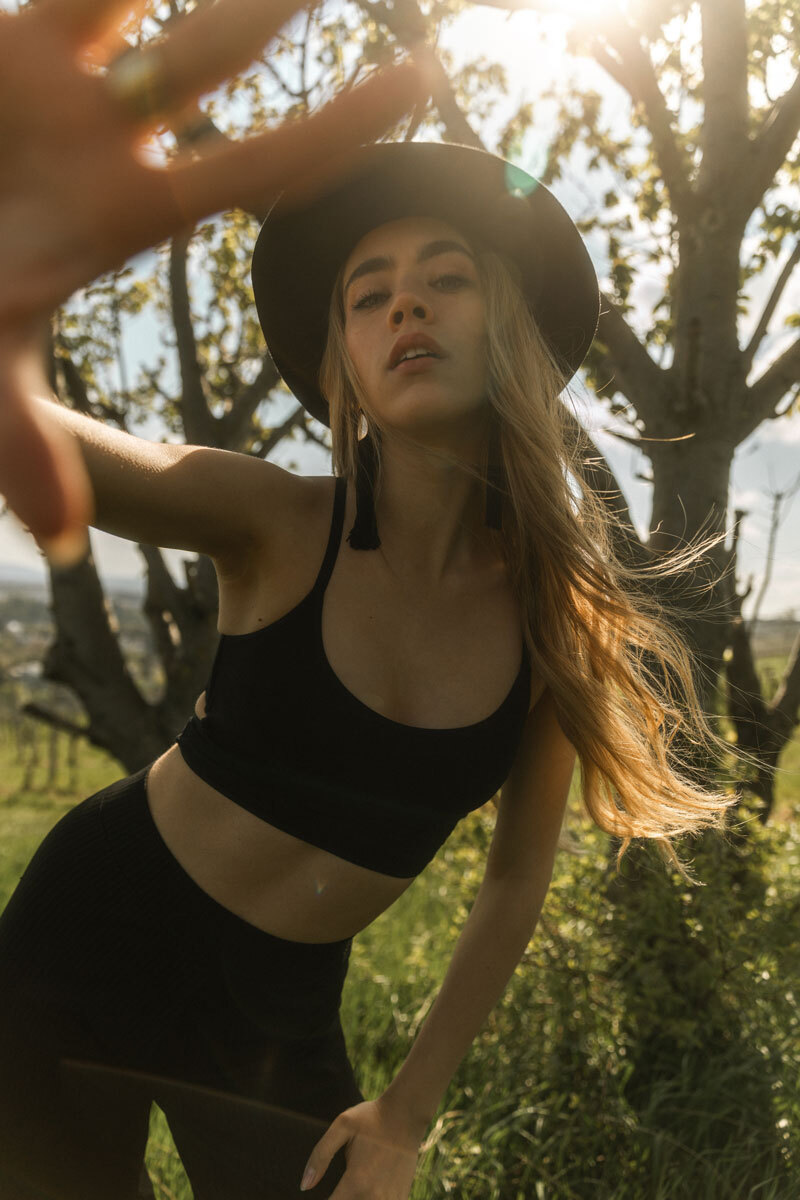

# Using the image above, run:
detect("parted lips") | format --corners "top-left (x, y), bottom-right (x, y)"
top-left (389, 333), bottom-right (444, 370)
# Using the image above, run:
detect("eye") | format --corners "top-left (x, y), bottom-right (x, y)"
top-left (350, 272), bottom-right (474, 312)
top-left (432, 274), bottom-right (472, 291)
top-left (352, 288), bottom-right (389, 311)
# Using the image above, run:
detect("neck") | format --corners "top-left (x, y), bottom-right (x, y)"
top-left (371, 430), bottom-right (497, 585)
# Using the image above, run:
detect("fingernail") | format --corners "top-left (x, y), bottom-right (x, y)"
top-left (39, 527), bottom-right (90, 569)
top-left (300, 1164), bottom-right (317, 1191)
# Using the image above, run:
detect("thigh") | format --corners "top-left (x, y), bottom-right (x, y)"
top-left (0, 770), bottom-right (157, 1200)
top-left (149, 902), bottom-right (364, 1199)
top-left (158, 1021), bottom-right (364, 1200)
top-left (0, 973), bottom-right (154, 1200)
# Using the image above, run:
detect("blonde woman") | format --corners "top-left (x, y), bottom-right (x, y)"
top-left (0, 5), bottom-right (744, 1200)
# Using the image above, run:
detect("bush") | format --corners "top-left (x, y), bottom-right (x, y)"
top-left (348, 805), bottom-right (800, 1199)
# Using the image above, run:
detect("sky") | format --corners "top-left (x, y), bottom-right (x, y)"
top-left (2, 0), bottom-right (798, 617)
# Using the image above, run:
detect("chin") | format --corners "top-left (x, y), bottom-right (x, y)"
top-left (379, 391), bottom-right (487, 442)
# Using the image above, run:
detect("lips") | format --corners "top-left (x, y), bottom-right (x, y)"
top-left (388, 333), bottom-right (445, 370)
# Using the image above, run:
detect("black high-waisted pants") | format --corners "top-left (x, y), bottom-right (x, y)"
top-left (0, 765), bottom-right (364, 1200)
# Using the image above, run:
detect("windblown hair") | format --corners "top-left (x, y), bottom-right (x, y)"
top-left (320, 246), bottom-right (755, 884)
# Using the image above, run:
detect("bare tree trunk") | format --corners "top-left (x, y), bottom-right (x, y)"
top-left (724, 616), bottom-right (800, 822)
top-left (28, 544), bottom-right (217, 776)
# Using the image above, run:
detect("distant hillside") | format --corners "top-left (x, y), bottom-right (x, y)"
top-left (749, 617), bottom-right (799, 660)
top-left (0, 564), bottom-right (144, 598)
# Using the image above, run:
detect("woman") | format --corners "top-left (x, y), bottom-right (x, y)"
top-left (0, 4), bottom-right (747, 1200)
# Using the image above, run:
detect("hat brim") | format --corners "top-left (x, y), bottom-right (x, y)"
top-left (251, 141), bottom-right (600, 428)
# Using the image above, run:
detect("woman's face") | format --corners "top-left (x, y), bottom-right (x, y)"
top-left (342, 216), bottom-right (489, 440)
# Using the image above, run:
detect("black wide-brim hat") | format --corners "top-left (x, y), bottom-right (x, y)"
top-left (252, 141), bottom-right (601, 428)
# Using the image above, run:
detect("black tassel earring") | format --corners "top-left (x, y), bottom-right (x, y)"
top-left (485, 415), bottom-right (504, 531)
top-left (347, 424), bottom-right (381, 550)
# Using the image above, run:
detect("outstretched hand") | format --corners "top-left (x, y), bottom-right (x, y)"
top-left (300, 1096), bottom-right (425, 1199)
top-left (0, 0), bottom-right (429, 562)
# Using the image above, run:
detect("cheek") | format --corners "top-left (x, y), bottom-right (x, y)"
top-left (464, 317), bottom-right (489, 381)
top-left (344, 327), bottom-right (374, 380)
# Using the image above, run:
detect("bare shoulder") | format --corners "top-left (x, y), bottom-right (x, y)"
top-left (213, 465), bottom-right (334, 581)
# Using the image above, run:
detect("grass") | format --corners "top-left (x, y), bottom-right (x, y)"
top-left (0, 686), bottom-right (798, 1199)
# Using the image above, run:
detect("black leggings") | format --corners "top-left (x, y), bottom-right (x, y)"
top-left (0, 766), bottom-right (364, 1200)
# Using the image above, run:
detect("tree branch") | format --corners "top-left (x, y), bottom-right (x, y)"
top-left (747, 471), bottom-right (800, 633)
top-left (594, 294), bottom-right (667, 421)
top-left (743, 239), bottom-right (800, 376)
top-left (771, 629), bottom-right (800, 735)
top-left (252, 404), bottom-right (308, 459)
top-left (261, 57), bottom-right (302, 100)
top-left (356, 0), bottom-right (426, 44)
top-left (743, 69), bottom-right (800, 221)
top-left (698, 0), bottom-right (749, 198)
top-left (20, 703), bottom-right (88, 739)
top-left (137, 543), bottom-right (189, 687)
top-left (357, 0), bottom-right (485, 148)
top-left (41, 549), bottom-right (151, 761)
top-left (221, 354), bottom-right (280, 446)
top-left (426, 53), bottom-right (485, 149)
top-left (169, 231), bottom-right (213, 447)
top-left (302, 421), bottom-right (333, 454)
top-left (558, 404), bottom-right (647, 567)
top-left (588, 19), bottom-right (695, 223)
top-left (54, 350), bottom-right (92, 415)
top-left (742, 334), bottom-right (800, 438)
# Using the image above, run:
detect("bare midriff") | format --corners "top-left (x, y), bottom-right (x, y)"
top-left (145, 739), bottom-right (416, 944)
top-left (143, 476), bottom-right (545, 945)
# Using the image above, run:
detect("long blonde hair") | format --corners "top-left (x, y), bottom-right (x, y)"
top-left (320, 244), bottom-right (754, 884)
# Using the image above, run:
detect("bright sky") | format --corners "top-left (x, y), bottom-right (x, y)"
top-left (1, 0), bottom-right (798, 617)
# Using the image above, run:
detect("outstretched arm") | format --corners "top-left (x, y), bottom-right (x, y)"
top-left (303, 686), bottom-right (578, 1197)
top-left (0, 0), bottom-right (428, 564)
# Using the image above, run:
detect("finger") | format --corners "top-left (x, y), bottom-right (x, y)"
top-left (32, 0), bottom-right (144, 46)
top-left (0, 346), bottom-right (93, 566)
top-left (299, 1118), bottom-right (352, 1192)
top-left (131, 0), bottom-right (309, 118)
top-left (79, 0), bottom-right (151, 70)
top-left (161, 62), bottom-right (429, 229)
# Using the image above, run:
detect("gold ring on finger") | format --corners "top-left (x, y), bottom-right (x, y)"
top-left (105, 46), bottom-right (170, 124)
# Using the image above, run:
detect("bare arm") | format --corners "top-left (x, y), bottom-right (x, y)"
top-left (0, 0), bottom-right (427, 564)
top-left (300, 689), bottom-right (579, 1194)
top-left (28, 391), bottom-right (304, 571)
top-left (380, 687), bottom-right (578, 1134)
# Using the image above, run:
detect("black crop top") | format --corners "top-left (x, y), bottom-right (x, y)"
top-left (175, 476), bottom-right (532, 878)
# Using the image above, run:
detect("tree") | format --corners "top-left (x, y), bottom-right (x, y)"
top-left (360, 0), bottom-right (800, 799)
top-left (724, 466), bottom-right (800, 821)
top-left (28, 0), bottom-right (800, 803)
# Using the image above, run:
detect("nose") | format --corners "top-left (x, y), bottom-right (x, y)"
top-left (389, 291), bottom-right (432, 327)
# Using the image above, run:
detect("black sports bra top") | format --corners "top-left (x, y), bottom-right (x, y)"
top-left (175, 476), bottom-right (532, 878)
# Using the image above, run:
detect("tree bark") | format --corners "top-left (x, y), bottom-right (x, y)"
top-left (37, 547), bottom-right (172, 772)
top-left (640, 429), bottom-right (740, 762)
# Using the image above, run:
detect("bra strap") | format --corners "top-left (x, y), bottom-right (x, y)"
top-left (313, 476), bottom-right (347, 595)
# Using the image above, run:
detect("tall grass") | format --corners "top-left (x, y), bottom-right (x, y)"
top-left (0, 695), bottom-right (797, 1199)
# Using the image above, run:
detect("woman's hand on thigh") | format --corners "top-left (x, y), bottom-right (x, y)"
top-left (300, 1096), bottom-right (424, 1198)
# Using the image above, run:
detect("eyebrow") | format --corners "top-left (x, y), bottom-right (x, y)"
top-left (343, 239), bottom-right (476, 297)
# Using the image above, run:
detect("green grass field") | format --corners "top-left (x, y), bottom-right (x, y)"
top-left (0, 688), bottom-right (798, 1199)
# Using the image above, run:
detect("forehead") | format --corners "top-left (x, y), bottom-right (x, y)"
top-left (343, 216), bottom-right (472, 275)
